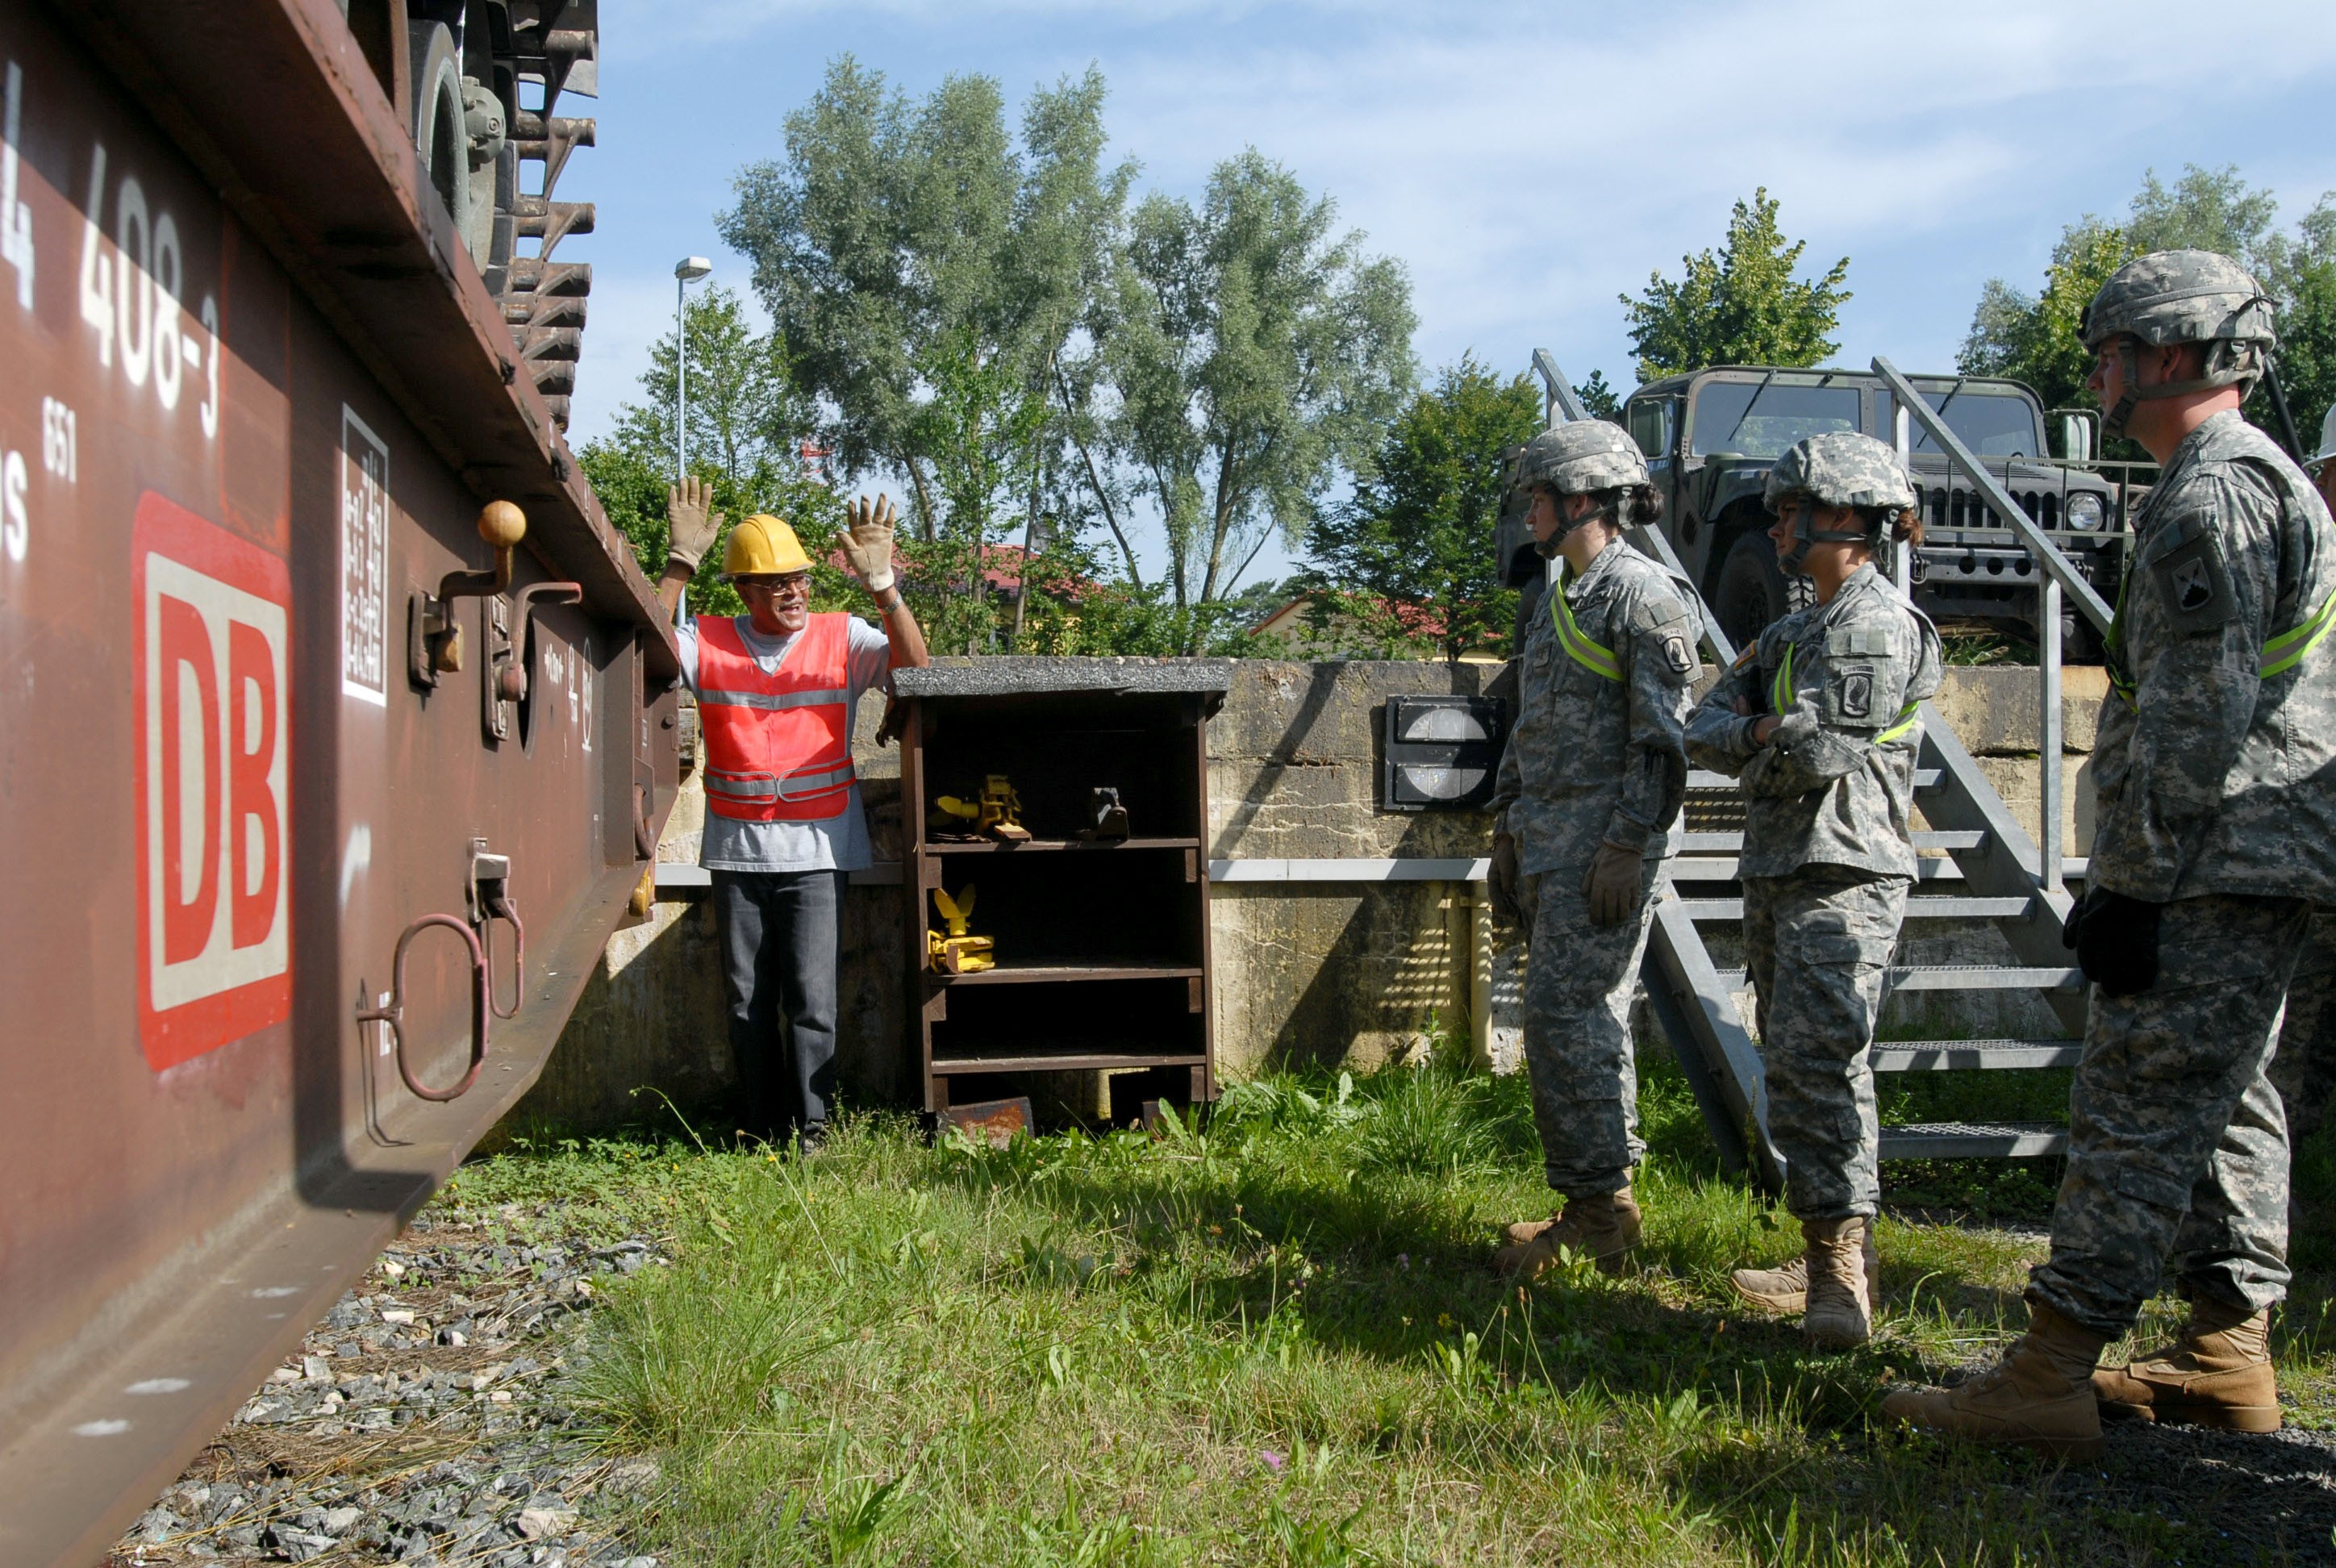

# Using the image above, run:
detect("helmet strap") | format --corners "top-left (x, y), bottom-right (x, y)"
top-left (1530, 494), bottom-right (1616, 558)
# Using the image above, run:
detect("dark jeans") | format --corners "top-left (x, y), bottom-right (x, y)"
top-left (711, 869), bottom-right (843, 1141)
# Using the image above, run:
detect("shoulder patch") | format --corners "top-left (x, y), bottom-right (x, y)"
top-left (1659, 632), bottom-right (1700, 681)
top-left (2150, 529), bottom-right (2237, 634)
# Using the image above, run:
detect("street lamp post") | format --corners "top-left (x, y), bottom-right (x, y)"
top-left (674, 256), bottom-right (713, 482)
top-left (673, 257), bottom-right (712, 623)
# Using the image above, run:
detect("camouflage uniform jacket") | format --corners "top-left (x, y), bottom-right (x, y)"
top-left (1686, 562), bottom-right (1943, 879)
top-left (2094, 409), bottom-right (2336, 903)
top-left (1491, 540), bottom-right (1701, 876)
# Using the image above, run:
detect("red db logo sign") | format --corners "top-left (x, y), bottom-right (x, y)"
top-left (133, 494), bottom-right (292, 1070)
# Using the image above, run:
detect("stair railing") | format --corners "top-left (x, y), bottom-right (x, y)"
top-left (1872, 357), bottom-right (2117, 898)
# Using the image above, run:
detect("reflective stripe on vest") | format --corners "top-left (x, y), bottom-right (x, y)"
top-left (2109, 582), bottom-right (2336, 708)
top-left (696, 613), bottom-right (857, 822)
top-left (1550, 569), bottom-right (1621, 681)
top-left (1772, 640), bottom-right (1921, 745)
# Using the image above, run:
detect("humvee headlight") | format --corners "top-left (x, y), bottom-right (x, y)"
top-left (2066, 493), bottom-right (2105, 532)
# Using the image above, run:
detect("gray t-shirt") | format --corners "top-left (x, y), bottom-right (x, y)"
top-left (678, 614), bottom-right (894, 873)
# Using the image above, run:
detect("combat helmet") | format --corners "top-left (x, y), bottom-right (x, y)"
top-left (1512, 420), bottom-right (1650, 556)
top-left (1763, 431), bottom-right (1917, 573)
top-left (2081, 249), bottom-right (2278, 439)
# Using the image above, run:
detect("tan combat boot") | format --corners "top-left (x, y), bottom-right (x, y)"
top-left (1880, 1303), bottom-right (2109, 1460)
top-left (1494, 1188), bottom-right (1642, 1279)
top-left (2092, 1299), bottom-right (2280, 1432)
top-left (1730, 1224), bottom-right (1880, 1317)
top-left (1799, 1217), bottom-right (1874, 1351)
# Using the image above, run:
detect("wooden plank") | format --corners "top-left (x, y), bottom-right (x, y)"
top-left (931, 1052), bottom-right (1211, 1075)
top-left (926, 962), bottom-right (1206, 986)
top-left (924, 836), bottom-right (1201, 853)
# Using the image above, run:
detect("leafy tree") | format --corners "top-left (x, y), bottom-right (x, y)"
top-left (1572, 370), bottom-right (1620, 419)
top-left (1621, 189), bottom-right (1850, 380)
top-left (1088, 150), bottom-right (1416, 632)
top-left (579, 287), bottom-right (847, 621)
top-left (1299, 357), bottom-right (1536, 661)
top-left (1961, 165), bottom-right (2336, 457)
top-left (720, 60), bottom-right (1129, 561)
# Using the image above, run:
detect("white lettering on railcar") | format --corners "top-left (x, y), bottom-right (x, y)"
top-left (340, 408), bottom-right (390, 706)
top-left (2, 61), bottom-right (33, 310)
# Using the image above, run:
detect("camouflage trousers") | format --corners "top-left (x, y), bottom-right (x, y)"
top-left (1742, 866), bottom-right (1909, 1222)
top-left (2270, 910), bottom-right (2336, 1145)
top-left (1518, 853), bottom-right (1663, 1196)
top-left (2029, 893), bottom-right (2307, 1336)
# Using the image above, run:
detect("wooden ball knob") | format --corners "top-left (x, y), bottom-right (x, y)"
top-left (477, 500), bottom-right (527, 548)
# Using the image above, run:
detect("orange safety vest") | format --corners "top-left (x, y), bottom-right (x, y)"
top-left (695, 614), bottom-right (857, 822)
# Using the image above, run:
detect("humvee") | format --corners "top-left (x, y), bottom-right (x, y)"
top-left (1499, 366), bottom-right (2128, 659)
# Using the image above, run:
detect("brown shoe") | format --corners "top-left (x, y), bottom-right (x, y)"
top-left (1494, 1188), bottom-right (1642, 1279)
top-left (2092, 1299), bottom-right (2280, 1432)
top-left (1881, 1303), bottom-right (2109, 1460)
top-left (1731, 1222), bottom-right (1880, 1317)
top-left (1800, 1217), bottom-right (1874, 1351)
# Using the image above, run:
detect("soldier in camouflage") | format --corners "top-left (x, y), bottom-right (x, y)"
top-left (1686, 431), bottom-right (1942, 1351)
top-left (1888, 250), bottom-right (2336, 1457)
top-left (1487, 419), bottom-right (1703, 1280)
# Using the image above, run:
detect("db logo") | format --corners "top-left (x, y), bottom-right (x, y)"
top-left (133, 494), bottom-right (292, 1070)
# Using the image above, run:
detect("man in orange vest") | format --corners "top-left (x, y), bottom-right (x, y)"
top-left (656, 479), bottom-right (928, 1150)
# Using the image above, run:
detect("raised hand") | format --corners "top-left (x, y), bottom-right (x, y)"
top-left (665, 477), bottom-right (724, 573)
top-left (843, 494), bottom-right (898, 593)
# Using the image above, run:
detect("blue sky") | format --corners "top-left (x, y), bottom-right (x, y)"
top-left (569, 0), bottom-right (2333, 590)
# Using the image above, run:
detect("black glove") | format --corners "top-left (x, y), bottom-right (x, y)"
top-left (2062, 886), bottom-right (2163, 997)
top-left (1490, 833), bottom-right (1523, 926)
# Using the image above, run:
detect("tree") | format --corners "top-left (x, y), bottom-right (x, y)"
top-left (1621, 189), bottom-right (1850, 380)
top-left (1299, 356), bottom-right (1536, 661)
top-left (1091, 150), bottom-right (1416, 631)
top-left (1572, 370), bottom-right (1620, 419)
top-left (578, 286), bottom-right (847, 621)
top-left (720, 58), bottom-right (1131, 595)
top-left (1960, 165), bottom-right (2336, 457)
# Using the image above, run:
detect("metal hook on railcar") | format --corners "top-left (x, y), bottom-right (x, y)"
top-left (357, 914), bottom-right (491, 1102)
top-left (469, 840), bottom-right (526, 1020)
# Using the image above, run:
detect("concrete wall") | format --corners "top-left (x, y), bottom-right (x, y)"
top-left (509, 658), bottom-right (2109, 1133)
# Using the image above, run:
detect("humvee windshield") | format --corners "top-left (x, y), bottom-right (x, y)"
top-left (1906, 386), bottom-right (2045, 459)
top-left (1688, 381), bottom-right (1860, 458)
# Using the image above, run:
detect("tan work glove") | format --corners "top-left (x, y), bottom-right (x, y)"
top-left (1582, 842), bottom-right (1644, 928)
top-left (665, 477), bottom-right (723, 572)
top-left (1489, 832), bottom-right (1524, 926)
top-left (843, 494), bottom-right (898, 594)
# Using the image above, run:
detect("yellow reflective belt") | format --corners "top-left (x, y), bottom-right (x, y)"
top-left (2261, 585), bottom-right (2336, 678)
top-left (1875, 703), bottom-right (1921, 744)
top-left (1550, 572), bottom-right (1621, 682)
top-left (1769, 643), bottom-right (1795, 715)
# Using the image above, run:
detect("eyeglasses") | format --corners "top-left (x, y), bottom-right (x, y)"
top-left (737, 573), bottom-right (811, 598)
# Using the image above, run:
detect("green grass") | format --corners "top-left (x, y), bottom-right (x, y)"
top-left (436, 1057), bottom-right (2336, 1566)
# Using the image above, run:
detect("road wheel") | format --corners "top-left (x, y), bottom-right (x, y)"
top-left (1717, 531), bottom-right (1799, 648)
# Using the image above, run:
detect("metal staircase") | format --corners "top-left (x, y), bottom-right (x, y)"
top-left (1612, 357), bottom-right (2117, 1194)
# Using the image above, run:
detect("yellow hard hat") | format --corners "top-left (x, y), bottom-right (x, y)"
top-left (720, 513), bottom-right (813, 579)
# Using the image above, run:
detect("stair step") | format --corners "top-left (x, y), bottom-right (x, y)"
top-left (1665, 857), bottom-right (1968, 884)
top-left (1674, 829), bottom-right (1984, 854)
top-left (1871, 1039), bottom-right (2084, 1071)
top-left (1716, 964), bottom-right (2084, 993)
top-left (1691, 769), bottom-right (1940, 790)
top-left (1675, 895), bottom-right (2031, 921)
top-left (1880, 1122), bottom-right (2067, 1160)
